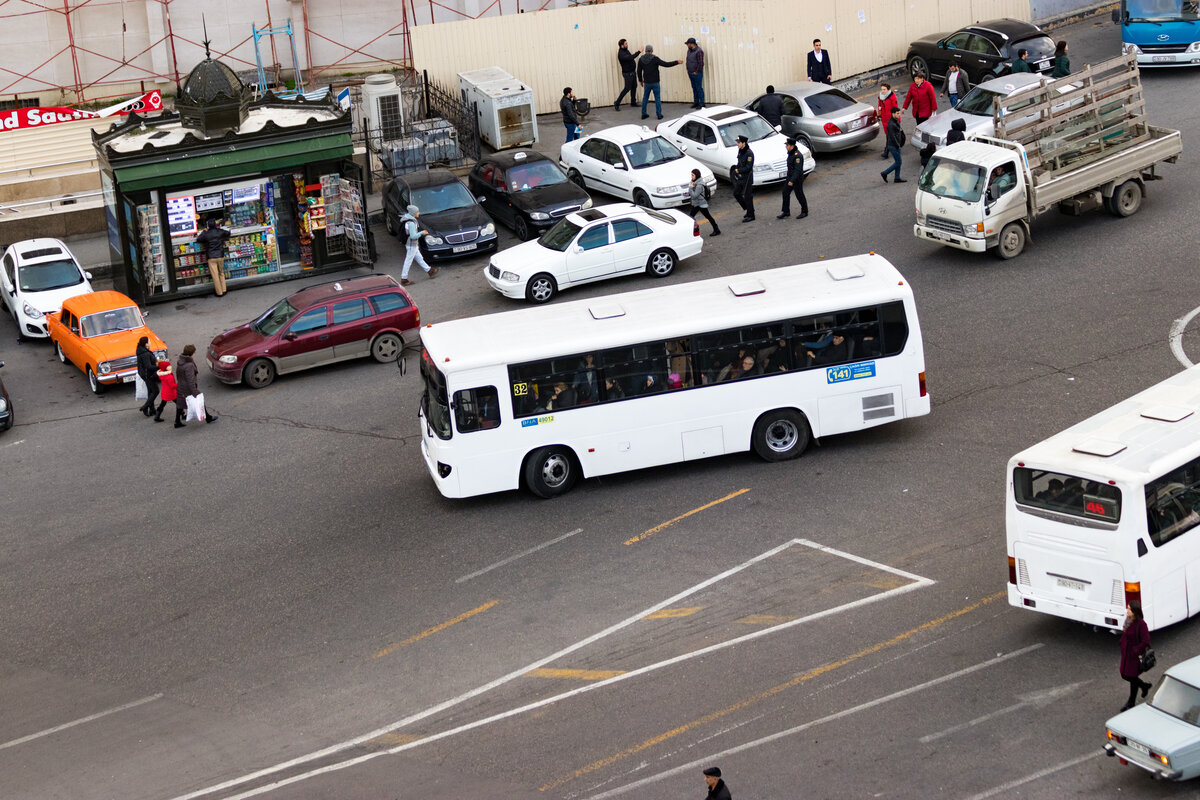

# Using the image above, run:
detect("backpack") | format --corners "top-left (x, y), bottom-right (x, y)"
top-left (703, 183), bottom-right (711, 201)
top-left (398, 214), bottom-right (414, 244)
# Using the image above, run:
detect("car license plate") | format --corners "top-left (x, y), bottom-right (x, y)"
top-left (207, 357), bottom-right (217, 370)
top-left (121, 375), bottom-right (133, 384)
top-left (1056, 576), bottom-right (1086, 592)
top-left (777, 170), bottom-right (787, 178)
top-left (1153, 55), bottom-right (1174, 63)
top-left (1127, 739), bottom-right (1150, 755)
top-left (1037, 60), bottom-right (1051, 69)
top-left (452, 244), bottom-right (476, 253)
top-left (849, 117), bottom-right (865, 131)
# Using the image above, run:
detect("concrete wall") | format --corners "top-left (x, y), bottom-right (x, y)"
top-left (411, 0), bottom-right (1031, 114)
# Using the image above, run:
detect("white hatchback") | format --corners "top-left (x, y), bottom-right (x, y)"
top-left (0, 238), bottom-right (93, 340)
top-left (484, 203), bottom-right (703, 303)
top-left (559, 125), bottom-right (717, 209)
top-left (657, 105), bottom-right (814, 186)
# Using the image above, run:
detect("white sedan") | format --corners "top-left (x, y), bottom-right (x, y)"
top-left (0, 238), bottom-right (93, 340)
top-left (656, 105), bottom-right (815, 186)
top-left (484, 203), bottom-right (702, 303)
top-left (560, 125), bottom-right (716, 209)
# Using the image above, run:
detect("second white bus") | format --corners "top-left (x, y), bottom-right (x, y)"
top-left (1007, 364), bottom-right (1200, 631)
top-left (418, 253), bottom-right (930, 498)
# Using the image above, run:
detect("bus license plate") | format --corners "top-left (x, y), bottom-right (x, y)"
top-left (1153, 55), bottom-right (1174, 63)
top-left (1127, 739), bottom-right (1150, 755)
top-left (452, 244), bottom-right (476, 253)
top-left (1057, 576), bottom-right (1086, 592)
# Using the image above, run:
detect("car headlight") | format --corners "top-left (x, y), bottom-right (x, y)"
top-left (481, 223), bottom-right (495, 236)
top-left (753, 163), bottom-right (772, 172)
top-left (501, 271), bottom-right (520, 282)
top-left (915, 207), bottom-right (925, 224)
top-left (1188, 41), bottom-right (1200, 53)
top-left (529, 211), bottom-right (550, 221)
top-left (219, 354), bottom-right (238, 364)
top-left (581, 197), bottom-right (593, 209)
top-left (1122, 42), bottom-right (1142, 55)
top-left (98, 360), bottom-right (112, 374)
top-left (0, 397), bottom-right (7, 413)
top-left (21, 302), bottom-right (42, 319)
top-left (425, 236), bottom-right (444, 245)
top-left (654, 186), bottom-right (676, 194)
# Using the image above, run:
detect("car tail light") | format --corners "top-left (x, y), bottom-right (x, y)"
top-left (1107, 730), bottom-right (1125, 744)
top-left (1124, 581), bottom-right (1141, 608)
top-left (693, 221), bottom-right (700, 237)
top-left (415, 309), bottom-right (420, 327)
top-left (823, 122), bottom-right (843, 135)
top-left (918, 371), bottom-right (927, 397)
top-left (1008, 556), bottom-right (1017, 585)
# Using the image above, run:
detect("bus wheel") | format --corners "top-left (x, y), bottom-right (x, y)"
top-left (1109, 180), bottom-right (1142, 217)
top-left (751, 409), bottom-right (810, 462)
top-left (524, 446), bottom-right (577, 498)
top-left (995, 222), bottom-right (1025, 260)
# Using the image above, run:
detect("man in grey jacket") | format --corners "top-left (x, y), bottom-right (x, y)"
top-left (685, 37), bottom-right (705, 109)
top-left (561, 87), bottom-right (580, 143)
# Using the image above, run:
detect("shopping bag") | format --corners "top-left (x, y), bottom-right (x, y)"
top-left (134, 374), bottom-right (148, 401)
top-left (185, 393), bottom-right (207, 423)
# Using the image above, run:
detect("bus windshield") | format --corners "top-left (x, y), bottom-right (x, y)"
top-left (919, 157), bottom-right (986, 203)
top-left (1124, 0), bottom-right (1200, 22)
top-left (421, 350), bottom-right (452, 440)
top-left (1013, 467), bottom-right (1122, 523)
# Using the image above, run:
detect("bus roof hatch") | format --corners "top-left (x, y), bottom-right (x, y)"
top-left (1072, 438), bottom-right (1127, 458)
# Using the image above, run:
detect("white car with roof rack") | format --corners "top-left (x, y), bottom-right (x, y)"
top-left (0, 238), bottom-right (93, 340)
top-left (656, 105), bottom-right (814, 185)
top-left (559, 125), bottom-right (716, 209)
top-left (483, 203), bottom-right (702, 303)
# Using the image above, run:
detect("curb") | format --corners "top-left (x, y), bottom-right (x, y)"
top-left (1037, 1), bottom-right (1118, 29)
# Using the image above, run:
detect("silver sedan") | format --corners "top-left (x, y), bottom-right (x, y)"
top-left (745, 83), bottom-right (880, 154)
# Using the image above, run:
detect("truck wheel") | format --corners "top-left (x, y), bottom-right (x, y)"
top-left (1109, 180), bottom-right (1142, 217)
top-left (996, 223), bottom-right (1026, 260)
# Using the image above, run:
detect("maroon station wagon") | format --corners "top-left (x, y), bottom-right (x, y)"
top-left (207, 274), bottom-right (419, 389)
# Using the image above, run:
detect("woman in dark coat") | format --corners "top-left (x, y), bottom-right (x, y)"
top-left (175, 344), bottom-right (217, 426)
top-left (1119, 601), bottom-right (1152, 710)
top-left (135, 336), bottom-right (159, 417)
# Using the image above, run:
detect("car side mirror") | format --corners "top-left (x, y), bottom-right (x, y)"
top-left (1112, 8), bottom-right (1120, 22)
top-left (775, 125), bottom-right (783, 132)
top-left (284, 332), bottom-right (297, 341)
top-left (613, 163), bottom-right (626, 170)
top-left (573, 246), bottom-right (585, 254)
top-left (84, 271), bottom-right (93, 280)
top-left (141, 308), bottom-right (149, 318)
top-left (477, 195), bottom-right (486, 202)
top-left (939, 41), bottom-right (946, 49)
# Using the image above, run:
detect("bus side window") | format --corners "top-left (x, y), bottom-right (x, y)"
top-left (1146, 459), bottom-right (1200, 547)
top-left (879, 301), bottom-right (909, 356)
top-left (455, 386), bottom-right (501, 433)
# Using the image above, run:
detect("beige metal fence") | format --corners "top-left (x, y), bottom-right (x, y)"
top-left (412, 0), bottom-right (1031, 116)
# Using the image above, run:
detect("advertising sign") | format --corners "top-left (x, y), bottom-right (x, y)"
top-left (0, 90), bottom-right (163, 132)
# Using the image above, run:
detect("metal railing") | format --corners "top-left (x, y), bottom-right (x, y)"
top-left (0, 157), bottom-right (99, 179)
top-left (0, 190), bottom-right (104, 216)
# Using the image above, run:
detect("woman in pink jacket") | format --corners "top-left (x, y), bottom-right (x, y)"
top-left (902, 73), bottom-right (938, 125)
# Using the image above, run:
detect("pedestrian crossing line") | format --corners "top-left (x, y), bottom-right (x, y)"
top-left (736, 613), bottom-right (797, 625)
top-left (642, 606), bottom-right (704, 619)
top-left (370, 600), bottom-right (499, 660)
top-left (525, 668), bottom-right (628, 681)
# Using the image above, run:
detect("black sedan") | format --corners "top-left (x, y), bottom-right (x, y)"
top-left (467, 150), bottom-right (593, 241)
top-left (382, 169), bottom-right (498, 261)
top-left (905, 18), bottom-right (1056, 84)
top-left (0, 361), bottom-right (11, 431)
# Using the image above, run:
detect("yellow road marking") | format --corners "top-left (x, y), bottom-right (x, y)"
top-left (525, 668), bottom-right (627, 681)
top-left (624, 489), bottom-right (750, 546)
top-left (865, 573), bottom-right (912, 591)
top-left (539, 590), bottom-right (1005, 791)
top-left (371, 600), bottom-right (499, 660)
top-left (642, 606), bottom-right (704, 620)
top-left (737, 613), bottom-right (797, 625)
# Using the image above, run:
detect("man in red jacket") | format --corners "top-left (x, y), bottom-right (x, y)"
top-left (902, 73), bottom-right (937, 125)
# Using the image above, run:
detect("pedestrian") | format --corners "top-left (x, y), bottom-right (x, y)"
top-left (877, 83), bottom-right (899, 159)
top-left (1119, 601), bottom-right (1152, 711)
top-left (942, 62), bottom-right (970, 108)
top-left (703, 766), bottom-right (732, 800)
top-left (1011, 48), bottom-right (1032, 73)
top-left (136, 335), bottom-right (160, 417)
top-left (614, 39), bottom-right (640, 111)
top-left (945, 117), bottom-right (967, 145)
top-left (902, 72), bottom-right (937, 124)
top-left (399, 204), bottom-right (438, 286)
top-left (176, 344), bottom-right (217, 427)
top-left (732, 134), bottom-right (755, 222)
top-left (561, 87), bottom-right (581, 143)
top-left (153, 360), bottom-right (177, 425)
top-left (1051, 40), bottom-right (1071, 78)
top-left (195, 217), bottom-right (231, 297)
top-left (757, 85), bottom-right (784, 128)
top-left (880, 106), bottom-right (907, 184)
top-left (778, 138), bottom-right (808, 220)
top-left (685, 37), bottom-right (705, 109)
top-left (686, 168), bottom-right (721, 236)
top-left (637, 44), bottom-right (682, 120)
top-left (807, 39), bottom-right (832, 84)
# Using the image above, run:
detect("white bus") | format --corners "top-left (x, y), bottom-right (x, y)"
top-left (1007, 365), bottom-right (1200, 631)
top-left (418, 253), bottom-right (930, 499)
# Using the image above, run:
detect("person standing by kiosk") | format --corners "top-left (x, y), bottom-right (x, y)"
top-left (195, 218), bottom-right (231, 297)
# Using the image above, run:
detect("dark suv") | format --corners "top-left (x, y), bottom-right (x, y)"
top-left (206, 274), bottom-right (419, 389)
top-left (906, 18), bottom-right (1056, 84)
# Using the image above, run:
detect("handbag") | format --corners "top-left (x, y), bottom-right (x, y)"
top-left (185, 393), bottom-right (207, 423)
top-left (1139, 648), bottom-right (1157, 674)
top-left (134, 373), bottom-right (148, 401)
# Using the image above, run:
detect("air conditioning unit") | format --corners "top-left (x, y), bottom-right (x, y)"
top-left (357, 74), bottom-right (421, 148)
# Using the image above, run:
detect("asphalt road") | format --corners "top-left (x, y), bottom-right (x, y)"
top-left (4, 12), bottom-right (1200, 800)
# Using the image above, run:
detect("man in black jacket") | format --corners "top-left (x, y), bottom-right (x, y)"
top-left (807, 38), bottom-right (833, 84)
top-left (756, 85), bottom-right (784, 127)
top-left (778, 138), bottom-right (808, 219)
top-left (195, 217), bottom-right (231, 296)
top-left (732, 135), bottom-right (756, 222)
top-left (614, 39), bottom-right (640, 111)
top-left (561, 87), bottom-right (580, 143)
top-left (703, 767), bottom-right (732, 800)
top-left (881, 106), bottom-right (907, 183)
top-left (636, 44), bottom-right (681, 120)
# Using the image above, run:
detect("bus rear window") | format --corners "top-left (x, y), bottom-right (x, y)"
top-left (1013, 467), bottom-right (1121, 523)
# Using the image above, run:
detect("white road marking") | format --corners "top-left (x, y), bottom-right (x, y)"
top-left (1169, 304), bottom-right (1200, 368)
top-left (455, 528), bottom-right (583, 583)
top-left (171, 539), bottom-right (933, 800)
top-left (1, 438), bottom-right (24, 448)
top-left (0, 693), bottom-right (163, 751)
top-left (584, 644), bottom-right (1045, 799)
top-left (919, 681), bottom-right (1087, 743)
top-left (959, 751), bottom-right (1100, 800)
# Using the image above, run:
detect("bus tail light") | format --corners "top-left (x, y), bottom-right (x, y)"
top-left (918, 371), bottom-right (927, 397)
top-left (1008, 556), bottom-right (1017, 585)
top-left (1124, 581), bottom-right (1141, 608)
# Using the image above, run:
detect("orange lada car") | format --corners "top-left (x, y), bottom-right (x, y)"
top-left (47, 291), bottom-right (167, 394)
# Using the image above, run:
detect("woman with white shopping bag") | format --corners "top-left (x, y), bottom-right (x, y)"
top-left (175, 344), bottom-right (217, 428)
top-left (135, 336), bottom-right (160, 417)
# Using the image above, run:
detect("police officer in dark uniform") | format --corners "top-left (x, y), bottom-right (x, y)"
top-left (733, 134), bottom-right (755, 222)
top-left (778, 138), bottom-right (808, 220)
